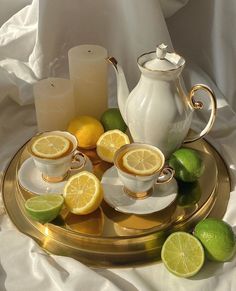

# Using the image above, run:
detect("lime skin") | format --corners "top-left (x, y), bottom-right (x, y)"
top-left (194, 218), bottom-right (236, 262)
top-left (25, 195), bottom-right (64, 224)
top-left (25, 207), bottom-right (62, 224)
top-left (169, 148), bottom-right (205, 182)
top-left (100, 108), bottom-right (127, 132)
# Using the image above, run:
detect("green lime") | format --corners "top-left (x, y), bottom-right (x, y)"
top-left (177, 181), bottom-right (201, 207)
top-left (169, 148), bottom-right (205, 182)
top-left (194, 218), bottom-right (236, 262)
top-left (161, 232), bottom-right (205, 278)
top-left (25, 194), bottom-right (64, 224)
top-left (100, 108), bottom-right (127, 132)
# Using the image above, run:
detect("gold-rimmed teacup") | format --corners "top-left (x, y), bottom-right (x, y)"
top-left (27, 131), bottom-right (86, 183)
top-left (114, 143), bottom-right (174, 199)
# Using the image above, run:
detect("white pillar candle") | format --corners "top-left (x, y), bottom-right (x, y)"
top-left (68, 44), bottom-right (108, 119)
top-left (33, 78), bottom-right (75, 131)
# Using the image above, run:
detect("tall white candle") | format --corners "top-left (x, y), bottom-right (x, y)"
top-left (68, 45), bottom-right (108, 119)
top-left (33, 78), bottom-right (75, 131)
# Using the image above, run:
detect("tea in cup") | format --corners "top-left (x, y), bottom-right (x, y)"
top-left (27, 131), bottom-right (86, 183)
top-left (114, 143), bottom-right (174, 199)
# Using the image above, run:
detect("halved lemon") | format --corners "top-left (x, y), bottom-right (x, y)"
top-left (122, 148), bottom-right (162, 175)
top-left (96, 130), bottom-right (130, 163)
top-left (63, 171), bottom-right (103, 215)
top-left (31, 135), bottom-right (70, 158)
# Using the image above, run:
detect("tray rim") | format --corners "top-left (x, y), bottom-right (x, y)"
top-left (1, 137), bottom-right (231, 267)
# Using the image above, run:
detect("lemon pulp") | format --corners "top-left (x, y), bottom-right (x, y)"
top-left (31, 135), bottom-right (70, 158)
top-left (122, 148), bottom-right (162, 175)
top-left (63, 171), bottom-right (103, 215)
top-left (96, 129), bottom-right (130, 163)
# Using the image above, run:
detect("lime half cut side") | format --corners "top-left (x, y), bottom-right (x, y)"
top-left (25, 194), bottom-right (64, 224)
top-left (161, 232), bottom-right (205, 278)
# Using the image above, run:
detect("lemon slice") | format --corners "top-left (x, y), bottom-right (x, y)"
top-left (122, 148), bottom-right (162, 175)
top-left (63, 171), bottom-right (103, 215)
top-left (161, 232), bottom-right (205, 278)
top-left (31, 135), bottom-right (70, 158)
top-left (25, 194), bottom-right (64, 224)
top-left (96, 130), bottom-right (130, 163)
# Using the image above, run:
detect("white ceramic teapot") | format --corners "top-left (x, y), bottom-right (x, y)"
top-left (108, 44), bottom-right (217, 157)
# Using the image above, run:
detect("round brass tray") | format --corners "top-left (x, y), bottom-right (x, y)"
top-left (2, 138), bottom-right (231, 268)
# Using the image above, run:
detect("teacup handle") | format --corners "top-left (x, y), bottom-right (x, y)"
top-left (184, 84), bottom-right (217, 143)
top-left (156, 166), bottom-right (175, 184)
top-left (70, 151), bottom-right (87, 171)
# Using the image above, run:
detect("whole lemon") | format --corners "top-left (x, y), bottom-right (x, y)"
top-left (194, 218), bottom-right (236, 262)
top-left (100, 108), bottom-right (127, 132)
top-left (169, 148), bottom-right (205, 182)
top-left (67, 116), bottom-right (104, 149)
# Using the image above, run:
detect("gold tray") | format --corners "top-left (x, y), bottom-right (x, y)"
top-left (2, 138), bottom-right (231, 267)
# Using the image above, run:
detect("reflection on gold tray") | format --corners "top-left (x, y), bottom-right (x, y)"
top-left (2, 138), bottom-right (231, 267)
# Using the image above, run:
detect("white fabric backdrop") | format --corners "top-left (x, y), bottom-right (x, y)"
top-left (1, 1), bottom-right (236, 290)
top-left (167, 0), bottom-right (236, 113)
top-left (0, 0), bottom-right (186, 106)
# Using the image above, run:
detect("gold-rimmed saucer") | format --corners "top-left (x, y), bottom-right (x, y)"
top-left (101, 166), bottom-right (178, 215)
top-left (18, 157), bottom-right (93, 195)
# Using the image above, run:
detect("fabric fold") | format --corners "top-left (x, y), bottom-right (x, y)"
top-left (0, 0), bottom-right (189, 106)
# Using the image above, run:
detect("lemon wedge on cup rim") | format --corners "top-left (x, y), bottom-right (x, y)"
top-left (31, 135), bottom-right (70, 158)
top-left (122, 148), bottom-right (163, 175)
top-left (96, 129), bottom-right (130, 163)
top-left (63, 171), bottom-right (103, 215)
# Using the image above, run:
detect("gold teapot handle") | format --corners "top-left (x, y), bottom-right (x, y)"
top-left (184, 84), bottom-right (217, 144)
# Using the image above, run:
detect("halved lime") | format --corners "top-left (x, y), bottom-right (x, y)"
top-left (25, 194), bottom-right (64, 224)
top-left (161, 232), bottom-right (205, 278)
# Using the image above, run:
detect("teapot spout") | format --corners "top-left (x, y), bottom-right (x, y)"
top-left (107, 57), bottom-right (129, 123)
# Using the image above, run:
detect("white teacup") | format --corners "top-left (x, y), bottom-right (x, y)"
top-left (27, 131), bottom-right (86, 183)
top-left (114, 143), bottom-right (174, 199)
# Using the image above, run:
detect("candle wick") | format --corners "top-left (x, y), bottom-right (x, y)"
top-left (50, 82), bottom-right (55, 87)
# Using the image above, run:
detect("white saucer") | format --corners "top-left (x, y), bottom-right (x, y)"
top-left (101, 166), bottom-right (178, 215)
top-left (18, 157), bottom-right (93, 195)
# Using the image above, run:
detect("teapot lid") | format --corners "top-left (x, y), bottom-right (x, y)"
top-left (143, 44), bottom-right (184, 71)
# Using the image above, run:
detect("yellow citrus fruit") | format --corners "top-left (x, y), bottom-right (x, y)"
top-left (122, 148), bottom-right (163, 175)
top-left (161, 232), bottom-right (205, 278)
top-left (67, 115), bottom-right (104, 149)
top-left (31, 135), bottom-right (70, 158)
top-left (63, 171), bottom-right (103, 215)
top-left (96, 130), bottom-right (130, 163)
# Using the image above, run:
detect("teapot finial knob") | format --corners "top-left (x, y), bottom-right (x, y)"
top-left (156, 43), bottom-right (168, 59)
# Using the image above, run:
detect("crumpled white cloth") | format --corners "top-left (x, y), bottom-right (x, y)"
top-left (1, 1), bottom-right (236, 290)
top-left (0, 0), bottom-right (188, 105)
top-left (0, 216), bottom-right (123, 291)
top-left (167, 0), bottom-right (236, 113)
top-left (1, 63), bottom-right (236, 291)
